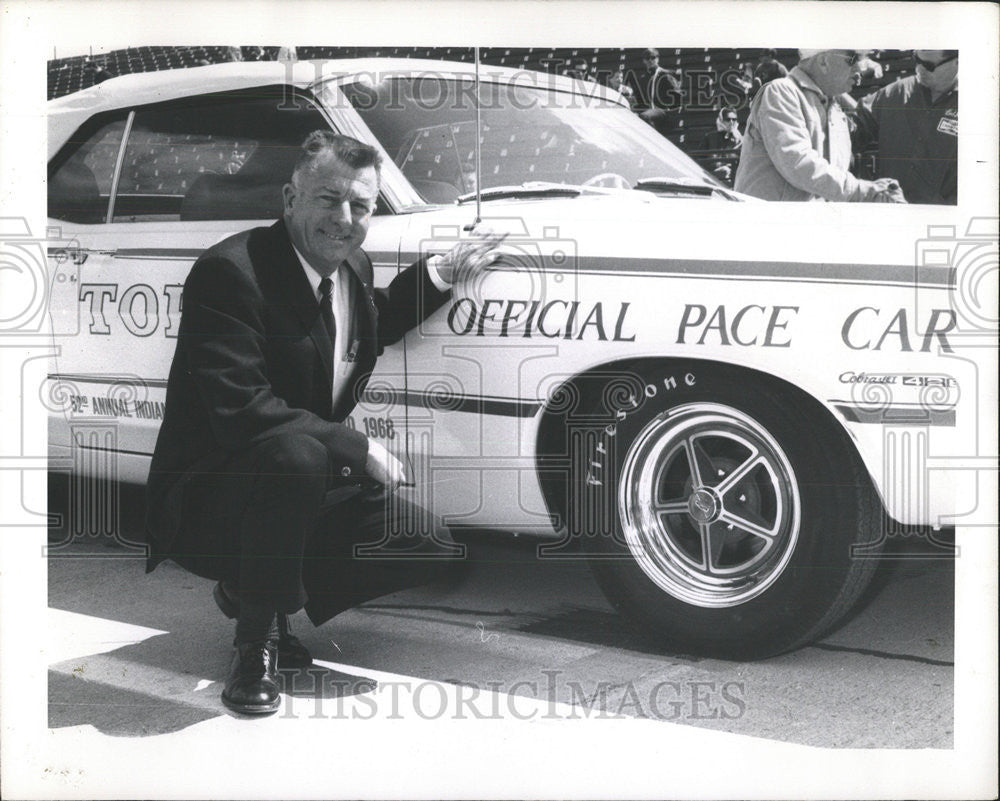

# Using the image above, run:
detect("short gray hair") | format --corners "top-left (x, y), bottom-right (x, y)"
top-left (291, 130), bottom-right (382, 186)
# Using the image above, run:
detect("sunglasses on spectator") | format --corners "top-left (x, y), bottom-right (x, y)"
top-left (912, 53), bottom-right (958, 72)
top-left (832, 51), bottom-right (863, 66)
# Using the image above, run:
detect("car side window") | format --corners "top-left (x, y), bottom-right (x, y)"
top-left (48, 113), bottom-right (128, 223)
top-left (110, 87), bottom-right (336, 223)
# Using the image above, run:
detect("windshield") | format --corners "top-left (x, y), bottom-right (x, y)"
top-left (334, 76), bottom-right (719, 204)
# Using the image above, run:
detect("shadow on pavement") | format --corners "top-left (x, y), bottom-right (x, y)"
top-left (48, 629), bottom-right (377, 736)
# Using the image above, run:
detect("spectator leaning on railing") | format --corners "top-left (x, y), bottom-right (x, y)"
top-left (734, 48), bottom-right (906, 202)
top-left (841, 50), bottom-right (958, 205)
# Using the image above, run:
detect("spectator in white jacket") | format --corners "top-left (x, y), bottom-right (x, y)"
top-left (734, 49), bottom-right (904, 202)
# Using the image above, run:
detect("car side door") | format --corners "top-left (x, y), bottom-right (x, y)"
top-left (47, 85), bottom-right (384, 484)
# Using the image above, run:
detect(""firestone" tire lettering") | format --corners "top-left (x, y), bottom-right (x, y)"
top-left (587, 372), bottom-right (696, 487)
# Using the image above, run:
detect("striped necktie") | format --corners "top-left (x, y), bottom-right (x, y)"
top-left (318, 276), bottom-right (336, 363)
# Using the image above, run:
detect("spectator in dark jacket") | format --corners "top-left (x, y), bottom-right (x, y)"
top-left (626, 48), bottom-right (683, 136)
top-left (843, 50), bottom-right (958, 205)
top-left (753, 49), bottom-right (789, 93)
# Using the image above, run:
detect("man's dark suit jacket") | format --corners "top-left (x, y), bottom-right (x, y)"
top-left (145, 219), bottom-right (449, 568)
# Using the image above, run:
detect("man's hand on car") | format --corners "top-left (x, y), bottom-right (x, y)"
top-left (365, 440), bottom-right (408, 494)
top-left (432, 228), bottom-right (509, 284)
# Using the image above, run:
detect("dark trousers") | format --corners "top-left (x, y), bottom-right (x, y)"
top-left (165, 433), bottom-right (459, 625)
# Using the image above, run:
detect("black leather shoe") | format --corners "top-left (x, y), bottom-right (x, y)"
top-left (213, 582), bottom-right (313, 668)
top-left (221, 640), bottom-right (280, 715)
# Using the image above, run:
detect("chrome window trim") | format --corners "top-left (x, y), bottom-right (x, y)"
top-left (106, 109), bottom-right (135, 223)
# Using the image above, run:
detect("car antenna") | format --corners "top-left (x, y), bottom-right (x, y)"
top-left (463, 46), bottom-right (483, 232)
top-left (403, 51), bottom-right (483, 486)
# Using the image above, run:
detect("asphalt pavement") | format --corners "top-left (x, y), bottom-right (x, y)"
top-left (45, 482), bottom-right (955, 752)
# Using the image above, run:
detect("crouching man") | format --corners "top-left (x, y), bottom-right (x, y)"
top-left (145, 131), bottom-right (504, 714)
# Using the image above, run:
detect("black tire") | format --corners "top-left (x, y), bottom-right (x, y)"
top-left (576, 362), bottom-right (883, 660)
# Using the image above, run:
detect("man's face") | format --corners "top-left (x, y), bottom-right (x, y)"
top-left (914, 50), bottom-right (958, 94)
top-left (282, 153), bottom-right (378, 276)
top-left (643, 54), bottom-right (659, 70)
top-left (818, 50), bottom-right (861, 95)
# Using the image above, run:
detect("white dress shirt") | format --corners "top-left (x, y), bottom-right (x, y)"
top-left (291, 245), bottom-right (356, 410)
top-left (290, 248), bottom-right (451, 410)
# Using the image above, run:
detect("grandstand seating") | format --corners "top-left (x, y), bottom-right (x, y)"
top-left (49, 46), bottom-right (917, 176)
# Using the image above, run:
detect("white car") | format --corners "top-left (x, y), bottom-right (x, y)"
top-left (45, 59), bottom-right (994, 658)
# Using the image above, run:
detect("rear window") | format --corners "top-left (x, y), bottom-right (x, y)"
top-left (113, 89), bottom-right (330, 223)
top-left (48, 87), bottom-right (338, 224)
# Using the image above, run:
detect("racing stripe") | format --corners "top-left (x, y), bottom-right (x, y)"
top-left (110, 248), bottom-right (204, 260)
top-left (47, 374), bottom-right (956, 425)
top-left (54, 245), bottom-right (954, 288)
top-left (82, 248), bottom-right (402, 264)
top-left (361, 389), bottom-right (541, 417)
top-left (833, 402), bottom-right (955, 427)
top-left (72, 443), bottom-right (155, 457)
top-left (46, 374), bottom-right (540, 417)
top-left (402, 253), bottom-right (956, 288)
top-left (47, 373), bottom-right (169, 388)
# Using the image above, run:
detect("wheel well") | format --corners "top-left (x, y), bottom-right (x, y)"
top-left (533, 357), bottom-right (877, 527)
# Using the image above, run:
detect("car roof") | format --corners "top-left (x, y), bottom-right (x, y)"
top-left (48, 58), bottom-right (627, 158)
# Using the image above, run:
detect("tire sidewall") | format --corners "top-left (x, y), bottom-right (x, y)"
top-left (581, 361), bottom-right (867, 658)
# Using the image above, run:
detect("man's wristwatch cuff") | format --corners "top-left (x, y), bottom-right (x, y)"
top-left (426, 254), bottom-right (452, 291)
top-left (334, 425), bottom-right (370, 480)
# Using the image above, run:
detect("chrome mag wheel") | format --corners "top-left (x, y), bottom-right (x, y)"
top-left (617, 403), bottom-right (801, 608)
